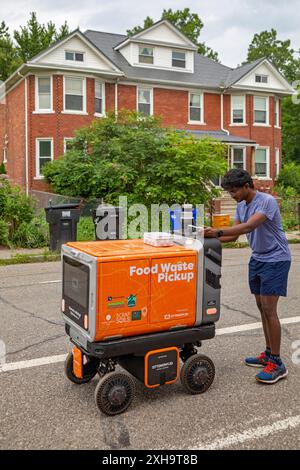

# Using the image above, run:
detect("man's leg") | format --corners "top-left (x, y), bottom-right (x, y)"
top-left (255, 294), bottom-right (271, 350)
top-left (260, 295), bottom-right (281, 355)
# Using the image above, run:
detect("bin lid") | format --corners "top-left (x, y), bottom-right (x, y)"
top-left (45, 203), bottom-right (80, 211)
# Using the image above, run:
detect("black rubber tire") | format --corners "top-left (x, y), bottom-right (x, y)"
top-left (64, 352), bottom-right (98, 385)
top-left (94, 372), bottom-right (135, 416)
top-left (180, 354), bottom-right (215, 395)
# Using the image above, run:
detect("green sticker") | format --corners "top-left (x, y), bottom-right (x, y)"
top-left (127, 294), bottom-right (136, 308)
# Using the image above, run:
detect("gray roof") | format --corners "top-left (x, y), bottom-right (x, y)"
top-left (84, 30), bottom-right (233, 89)
top-left (182, 130), bottom-right (257, 145)
top-left (225, 58), bottom-right (264, 87)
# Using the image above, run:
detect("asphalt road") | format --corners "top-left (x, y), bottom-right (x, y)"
top-left (0, 246), bottom-right (299, 450)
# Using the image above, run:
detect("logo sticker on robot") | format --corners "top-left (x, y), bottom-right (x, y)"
top-left (127, 294), bottom-right (137, 308)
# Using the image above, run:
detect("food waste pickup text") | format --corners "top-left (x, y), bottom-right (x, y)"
top-left (130, 262), bottom-right (195, 283)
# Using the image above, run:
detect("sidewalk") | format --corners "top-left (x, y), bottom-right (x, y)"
top-left (0, 230), bottom-right (299, 261)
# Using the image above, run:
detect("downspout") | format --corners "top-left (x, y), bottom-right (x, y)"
top-left (220, 90), bottom-right (230, 171)
top-left (18, 71), bottom-right (29, 195)
top-left (115, 79), bottom-right (119, 119)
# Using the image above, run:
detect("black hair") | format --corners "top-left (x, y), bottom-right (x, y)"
top-left (221, 169), bottom-right (254, 190)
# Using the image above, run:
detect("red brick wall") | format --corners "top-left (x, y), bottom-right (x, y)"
top-left (118, 84), bottom-right (136, 111)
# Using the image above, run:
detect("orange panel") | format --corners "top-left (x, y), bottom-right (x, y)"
top-left (72, 347), bottom-right (83, 379)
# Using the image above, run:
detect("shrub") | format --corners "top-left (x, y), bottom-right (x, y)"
top-left (43, 110), bottom-right (227, 206)
top-left (0, 162), bottom-right (6, 174)
top-left (0, 219), bottom-right (9, 246)
top-left (276, 162), bottom-right (300, 194)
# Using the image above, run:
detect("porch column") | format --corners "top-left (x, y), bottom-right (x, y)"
top-left (250, 146), bottom-right (256, 176)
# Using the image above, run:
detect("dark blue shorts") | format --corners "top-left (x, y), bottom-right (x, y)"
top-left (248, 258), bottom-right (291, 297)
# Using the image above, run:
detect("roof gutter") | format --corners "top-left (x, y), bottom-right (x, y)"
top-left (18, 71), bottom-right (29, 196)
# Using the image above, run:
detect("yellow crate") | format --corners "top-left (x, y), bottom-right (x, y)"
top-left (212, 214), bottom-right (231, 229)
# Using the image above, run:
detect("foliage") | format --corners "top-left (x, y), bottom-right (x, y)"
top-left (275, 184), bottom-right (299, 231)
top-left (0, 13), bottom-right (70, 81)
top-left (276, 163), bottom-right (300, 194)
top-left (43, 110), bottom-right (227, 206)
top-left (0, 162), bottom-right (6, 174)
top-left (0, 180), bottom-right (48, 247)
top-left (127, 8), bottom-right (219, 61)
top-left (77, 217), bottom-right (95, 242)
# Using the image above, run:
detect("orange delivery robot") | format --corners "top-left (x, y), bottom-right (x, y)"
top-left (61, 233), bottom-right (222, 415)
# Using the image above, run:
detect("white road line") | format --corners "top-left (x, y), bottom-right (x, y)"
top-left (216, 316), bottom-right (300, 336)
top-left (192, 415), bottom-right (300, 450)
top-left (38, 280), bottom-right (61, 285)
top-left (1, 316), bottom-right (300, 374)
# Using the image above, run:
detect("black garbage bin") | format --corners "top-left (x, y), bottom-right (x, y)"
top-left (93, 205), bottom-right (125, 240)
top-left (45, 203), bottom-right (81, 251)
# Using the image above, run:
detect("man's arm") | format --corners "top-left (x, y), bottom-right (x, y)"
top-left (218, 220), bottom-right (241, 243)
top-left (204, 212), bottom-right (267, 239)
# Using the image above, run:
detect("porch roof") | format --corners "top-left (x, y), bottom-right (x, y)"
top-left (181, 130), bottom-right (257, 145)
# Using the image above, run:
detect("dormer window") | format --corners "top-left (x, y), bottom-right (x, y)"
top-left (255, 74), bottom-right (268, 84)
top-left (139, 47), bottom-right (154, 64)
top-left (65, 51), bottom-right (84, 62)
top-left (172, 51), bottom-right (186, 68)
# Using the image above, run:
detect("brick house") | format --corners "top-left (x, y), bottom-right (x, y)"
top-left (0, 19), bottom-right (295, 202)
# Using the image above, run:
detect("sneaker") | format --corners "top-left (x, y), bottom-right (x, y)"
top-left (255, 359), bottom-right (288, 384)
top-left (245, 352), bottom-right (269, 368)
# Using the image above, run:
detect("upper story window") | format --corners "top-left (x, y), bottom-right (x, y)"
top-left (274, 97), bottom-right (280, 127)
top-left (95, 81), bottom-right (104, 115)
top-left (255, 74), bottom-right (268, 84)
top-left (254, 96), bottom-right (269, 125)
top-left (231, 95), bottom-right (246, 124)
top-left (36, 76), bottom-right (52, 112)
top-left (139, 46), bottom-right (154, 64)
top-left (189, 93), bottom-right (203, 123)
top-left (172, 51), bottom-right (186, 68)
top-left (64, 77), bottom-right (86, 113)
top-left (65, 51), bottom-right (84, 62)
top-left (137, 87), bottom-right (153, 116)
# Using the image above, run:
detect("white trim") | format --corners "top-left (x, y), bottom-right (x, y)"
top-left (274, 97), bottom-right (280, 128)
top-left (230, 84), bottom-right (294, 97)
top-left (94, 79), bottom-right (106, 116)
top-left (275, 147), bottom-right (280, 177)
top-left (131, 63), bottom-right (193, 74)
top-left (35, 74), bottom-right (53, 113)
top-left (230, 94), bottom-right (246, 126)
top-left (63, 137), bottom-right (74, 154)
top-left (24, 76), bottom-right (29, 195)
top-left (136, 86), bottom-right (153, 116)
top-left (231, 146), bottom-right (246, 170)
top-left (254, 146), bottom-right (270, 179)
top-left (63, 75), bottom-right (86, 114)
top-left (27, 62), bottom-right (124, 77)
top-left (35, 138), bottom-right (54, 178)
top-left (253, 95), bottom-right (269, 126)
top-left (188, 91), bottom-right (204, 125)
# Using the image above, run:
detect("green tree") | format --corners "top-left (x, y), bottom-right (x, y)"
top-left (42, 110), bottom-right (226, 205)
top-left (0, 21), bottom-right (21, 81)
top-left (127, 8), bottom-right (219, 62)
top-left (14, 12), bottom-right (70, 63)
top-left (246, 29), bottom-right (300, 163)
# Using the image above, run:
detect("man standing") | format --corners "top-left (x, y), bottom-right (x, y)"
top-left (204, 169), bottom-right (291, 384)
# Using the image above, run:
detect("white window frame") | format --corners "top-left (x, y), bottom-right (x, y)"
top-left (253, 95), bottom-right (270, 126)
top-left (275, 148), bottom-right (280, 177)
top-left (138, 46), bottom-right (154, 65)
top-left (254, 146), bottom-right (270, 179)
top-left (255, 74), bottom-right (269, 84)
top-left (64, 137), bottom-right (74, 154)
top-left (3, 147), bottom-right (7, 164)
top-left (94, 80), bottom-right (106, 117)
top-left (274, 97), bottom-right (280, 128)
top-left (34, 75), bottom-right (54, 114)
top-left (136, 87), bottom-right (153, 116)
top-left (35, 138), bottom-right (53, 178)
top-left (62, 76), bottom-right (87, 115)
top-left (65, 50), bottom-right (85, 63)
top-left (231, 146), bottom-right (246, 170)
top-left (172, 50), bottom-right (186, 69)
top-left (230, 95), bottom-right (246, 126)
top-left (188, 92), bottom-right (204, 124)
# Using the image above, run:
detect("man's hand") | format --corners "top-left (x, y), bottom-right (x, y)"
top-left (204, 227), bottom-right (218, 238)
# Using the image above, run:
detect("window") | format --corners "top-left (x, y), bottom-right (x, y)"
top-left (95, 81), bottom-right (104, 115)
top-left (36, 139), bottom-right (53, 177)
top-left (231, 96), bottom-right (245, 124)
top-left (255, 74), bottom-right (268, 84)
top-left (274, 98), bottom-right (280, 127)
top-left (64, 77), bottom-right (85, 113)
top-left (172, 51), bottom-right (186, 68)
top-left (255, 148), bottom-right (269, 178)
top-left (254, 96), bottom-right (268, 124)
top-left (189, 93), bottom-right (203, 123)
top-left (65, 51), bottom-right (84, 62)
top-left (36, 76), bottom-right (52, 112)
top-left (137, 88), bottom-right (152, 116)
top-left (139, 47), bottom-right (154, 64)
top-left (275, 148), bottom-right (280, 177)
top-left (64, 138), bottom-right (74, 154)
top-left (232, 148), bottom-right (245, 170)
